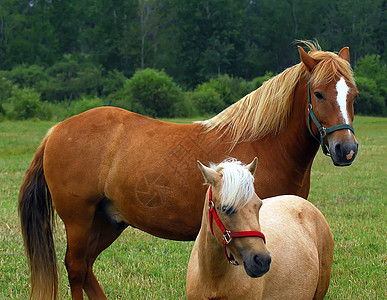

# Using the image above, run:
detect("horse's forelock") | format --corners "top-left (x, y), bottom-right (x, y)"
top-left (308, 50), bottom-right (355, 88)
top-left (211, 159), bottom-right (255, 210)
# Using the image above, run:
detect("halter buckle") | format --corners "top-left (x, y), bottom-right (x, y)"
top-left (209, 200), bottom-right (215, 210)
top-left (223, 230), bottom-right (232, 244)
top-left (319, 127), bottom-right (327, 137)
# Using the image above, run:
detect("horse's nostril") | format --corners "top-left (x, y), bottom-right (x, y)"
top-left (254, 254), bottom-right (262, 266)
top-left (254, 253), bottom-right (271, 268)
top-left (335, 143), bottom-right (343, 157)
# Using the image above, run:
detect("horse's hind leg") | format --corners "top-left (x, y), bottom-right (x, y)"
top-left (83, 213), bottom-right (126, 299)
top-left (64, 223), bottom-right (93, 299)
top-left (57, 196), bottom-right (100, 300)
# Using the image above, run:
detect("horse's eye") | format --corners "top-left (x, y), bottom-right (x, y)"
top-left (221, 205), bottom-right (235, 215)
top-left (314, 91), bottom-right (324, 100)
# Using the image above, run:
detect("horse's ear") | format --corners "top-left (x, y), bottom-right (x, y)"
top-left (197, 161), bottom-right (222, 187)
top-left (245, 157), bottom-right (258, 176)
top-left (298, 46), bottom-right (317, 72)
top-left (338, 47), bottom-right (350, 63)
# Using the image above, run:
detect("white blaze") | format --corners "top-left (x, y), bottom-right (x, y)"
top-left (336, 77), bottom-right (350, 124)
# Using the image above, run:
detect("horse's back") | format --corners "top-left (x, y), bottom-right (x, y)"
top-left (260, 195), bottom-right (333, 299)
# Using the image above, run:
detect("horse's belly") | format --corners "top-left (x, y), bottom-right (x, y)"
top-left (260, 196), bottom-right (321, 299)
top-left (102, 155), bottom-right (206, 240)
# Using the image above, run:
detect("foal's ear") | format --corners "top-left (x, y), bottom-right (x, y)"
top-left (197, 161), bottom-right (222, 187)
top-left (338, 47), bottom-right (350, 63)
top-left (245, 157), bottom-right (258, 176)
top-left (298, 46), bottom-right (317, 72)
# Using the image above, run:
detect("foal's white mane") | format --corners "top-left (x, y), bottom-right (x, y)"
top-left (211, 159), bottom-right (255, 210)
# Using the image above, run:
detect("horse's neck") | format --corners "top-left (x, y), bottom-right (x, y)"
top-left (236, 78), bottom-right (319, 198)
top-left (275, 79), bottom-right (320, 195)
top-left (196, 206), bottom-right (235, 279)
top-left (194, 205), bottom-right (264, 298)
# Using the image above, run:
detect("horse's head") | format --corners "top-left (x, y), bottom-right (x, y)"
top-left (299, 45), bottom-right (359, 166)
top-left (197, 158), bottom-right (271, 278)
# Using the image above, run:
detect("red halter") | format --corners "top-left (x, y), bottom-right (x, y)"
top-left (208, 185), bottom-right (266, 265)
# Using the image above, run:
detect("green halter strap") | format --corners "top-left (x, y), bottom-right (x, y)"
top-left (307, 79), bottom-right (355, 156)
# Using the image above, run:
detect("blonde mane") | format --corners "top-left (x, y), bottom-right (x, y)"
top-left (199, 40), bottom-right (355, 146)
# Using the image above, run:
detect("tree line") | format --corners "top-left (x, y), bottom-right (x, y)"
top-left (0, 0), bottom-right (386, 118)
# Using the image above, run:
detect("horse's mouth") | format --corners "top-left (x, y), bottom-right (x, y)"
top-left (333, 160), bottom-right (353, 167)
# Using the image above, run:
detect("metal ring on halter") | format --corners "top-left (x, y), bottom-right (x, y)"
top-left (223, 231), bottom-right (232, 244)
top-left (319, 127), bottom-right (327, 137)
top-left (209, 200), bottom-right (215, 210)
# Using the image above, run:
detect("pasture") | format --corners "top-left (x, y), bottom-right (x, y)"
top-left (0, 115), bottom-right (385, 299)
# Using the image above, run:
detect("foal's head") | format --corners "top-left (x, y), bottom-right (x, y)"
top-left (197, 158), bottom-right (271, 278)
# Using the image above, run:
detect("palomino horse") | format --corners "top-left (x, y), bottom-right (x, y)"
top-left (187, 158), bottom-right (334, 299)
top-left (19, 41), bottom-right (355, 299)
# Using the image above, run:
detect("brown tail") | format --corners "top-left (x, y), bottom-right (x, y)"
top-left (18, 134), bottom-right (58, 300)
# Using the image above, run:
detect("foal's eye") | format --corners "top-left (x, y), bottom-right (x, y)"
top-left (221, 205), bottom-right (235, 216)
top-left (314, 91), bottom-right (324, 100)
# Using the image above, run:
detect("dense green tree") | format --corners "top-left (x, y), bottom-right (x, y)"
top-left (1, 0), bottom-right (386, 79)
top-left (0, 76), bottom-right (12, 115)
top-left (9, 86), bottom-right (42, 119)
top-left (192, 82), bottom-right (224, 115)
top-left (40, 57), bottom-right (103, 103)
top-left (169, 0), bottom-right (249, 86)
top-left (121, 68), bottom-right (184, 117)
top-left (321, 0), bottom-right (385, 64)
top-left (102, 69), bottom-right (127, 98)
top-left (7, 64), bottom-right (48, 88)
top-left (78, 0), bottom-right (139, 73)
top-left (0, 0), bottom-right (385, 117)
top-left (354, 54), bottom-right (387, 116)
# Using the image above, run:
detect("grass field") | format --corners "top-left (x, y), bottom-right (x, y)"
top-left (0, 116), bottom-right (386, 299)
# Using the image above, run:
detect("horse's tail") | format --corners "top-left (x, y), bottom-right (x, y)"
top-left (18, 130), bottom-right (58, 300)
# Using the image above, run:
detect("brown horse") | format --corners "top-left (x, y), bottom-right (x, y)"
top-left (19, 41), bottom-right (356, 299)
top-left (187, 158), bottom-right (333, 299)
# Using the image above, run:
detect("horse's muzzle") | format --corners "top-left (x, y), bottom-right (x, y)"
top-left (329, 140), bottom-right (359, 166)
top-left (242, 252), bottom-right (271, 278)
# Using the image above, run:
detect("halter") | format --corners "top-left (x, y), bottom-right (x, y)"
top-left (208, 185), bottom-right (266, 266)
top-left (307, 79), bottom-right (355, 156)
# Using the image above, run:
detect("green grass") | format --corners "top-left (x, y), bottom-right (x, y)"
top-left (0, 116), bottom-right (386, 299)
top-left (308, 116), bottom-right (386, 299)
